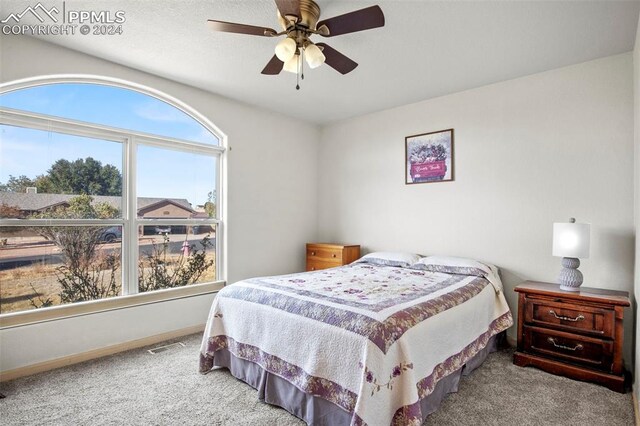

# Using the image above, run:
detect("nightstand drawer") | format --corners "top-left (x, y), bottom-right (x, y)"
top-left (524, 298), bottom-right (614, 338)
top-left (523, 326), bottom-right (613, 371)
top-left (514, 281), bottom-right (629, 392)
top-left (307, 246), bottom-right (343, 261)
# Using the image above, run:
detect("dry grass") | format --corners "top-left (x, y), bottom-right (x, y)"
top-left (0, 253), bottom-right (216, 314)
top-left (0, 263), bottom-right (66, 314)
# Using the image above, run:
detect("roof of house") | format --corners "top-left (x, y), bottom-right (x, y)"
top-left (137, 198), bottom-right (196, 214)
top-left (191, 211), bottom-right (212, 219)
top-left (0, 193), bottom-right (193, 212)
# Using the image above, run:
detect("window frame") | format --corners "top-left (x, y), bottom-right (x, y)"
top-left (0, 77), bottom-right (226, 328)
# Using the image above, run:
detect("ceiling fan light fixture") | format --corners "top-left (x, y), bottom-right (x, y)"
top-left (208, 1), bottom-right (386, 81)
top-left (305, 43), bottom-right (325, 69)
top-left (275, 37), bottom-right (297, 62)
top-left (283, 55), bottom-right (299, 73)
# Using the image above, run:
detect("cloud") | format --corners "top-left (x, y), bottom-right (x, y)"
top-left (133, 101), bottom-right (192, 123)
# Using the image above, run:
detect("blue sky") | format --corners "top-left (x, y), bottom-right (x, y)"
top-left (0, 84), bottom-right (217, 207)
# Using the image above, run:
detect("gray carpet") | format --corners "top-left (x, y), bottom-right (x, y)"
top-left (0, 333), bottom-right (634, 425)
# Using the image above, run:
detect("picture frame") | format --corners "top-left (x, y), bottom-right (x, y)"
top-left (405, 128), bottom-right (454, 184)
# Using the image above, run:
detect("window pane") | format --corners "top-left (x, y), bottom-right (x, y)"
top-left (0, 226), bottom-right (122, 314)
top-left (0, 125), bottom-right (123, 219)
top-left (137, 224), bottom-right (216, 292)
top-left (136, 145), bottom-right (217, 218)
top-left (1, 80), bottom-right (223, 317)
top-left (0, 83), bottom-right (219, 145)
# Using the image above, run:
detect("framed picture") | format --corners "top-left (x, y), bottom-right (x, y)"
top-left (405, 128), bottom-right (454, 184)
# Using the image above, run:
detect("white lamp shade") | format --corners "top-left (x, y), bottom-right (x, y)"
top-left (552, 222), bottom-right (590, 258)
top-left (275, 38), bottom-right (296, 62)
top-left (283, 55), bottom-right (298, 73)
top-left (305, 43), bottom-right (325, 69)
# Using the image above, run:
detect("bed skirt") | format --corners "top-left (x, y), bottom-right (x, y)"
top-left (209, 333), bottom-right (502, 425)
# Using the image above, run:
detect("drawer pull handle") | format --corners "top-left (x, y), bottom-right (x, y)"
top-left (332, 254), bottom-right (337, 258)
top-left (311, 252), bottom-right (316, 256)
top-left (548, 310), bottom-right (584, 322)
top-left (547, 337), bottom-right (583, 352)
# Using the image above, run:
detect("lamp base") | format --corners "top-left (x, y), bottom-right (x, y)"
top-left (558, 257), bottom-right (583, 292)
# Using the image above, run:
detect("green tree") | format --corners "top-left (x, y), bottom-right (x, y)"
top-left (0, 175), bottom-right (36, 192)
top-left (37, 158), bottom-right (122, 196)
top-left (0, 157), bottom-right (122, 196)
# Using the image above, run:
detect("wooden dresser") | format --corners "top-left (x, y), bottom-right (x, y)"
top-left (513, 281), bottom-right (629, 393)
top-left (306, 243), bottom-right (360, 272)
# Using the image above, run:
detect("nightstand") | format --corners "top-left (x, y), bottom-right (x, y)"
top-left (306, 243), bottom-right (360, 272)
top-left (513, 281), bottom-right (630, 393)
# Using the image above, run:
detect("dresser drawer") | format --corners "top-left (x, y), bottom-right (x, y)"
top-left (306, 258), bottom-right (340, 271)
top-left (306, 243), bottom-right (360, 272)
top-left (524, 298), bottom-right (614, 338)
top-left (523, 326), bottom-right (613, 372)
top-left (307, 246), bottom-right (343, 261)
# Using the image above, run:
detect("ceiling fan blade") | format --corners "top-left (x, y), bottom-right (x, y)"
top-left (207, 20), bottom-right (277, 37)
top-left (261, 55), bottom-right (284, 75)
top-left (274, 0), bottom-right (300, 19)
top-left (316, 43), bottom-right (358, 74)
top-left (316, 5), bottom-right (385, 37)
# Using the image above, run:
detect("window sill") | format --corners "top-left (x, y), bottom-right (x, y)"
top-left (0, 281), bottom-right (225, 329)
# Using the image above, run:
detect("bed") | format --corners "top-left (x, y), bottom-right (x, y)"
top-left (199, 253), bottom-right (513, 425)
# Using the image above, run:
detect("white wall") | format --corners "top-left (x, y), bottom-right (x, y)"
top-left (1, 36), bottom-right (636, 379)
top-left (633, 15), bottom-right (640, 408)
top-left (318, 54), bottom-right (636, 362)
top-left (0, 36), bottom-right (320, 372)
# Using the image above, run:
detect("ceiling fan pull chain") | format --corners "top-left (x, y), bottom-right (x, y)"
top-left (301, 48), bottom-right (305, 80)
top-left (296, 54), bottom-right (300, 90)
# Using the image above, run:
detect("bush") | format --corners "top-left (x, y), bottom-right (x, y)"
top-left (138, 234), bottom-right (214, 292)
top-left (28, 195), bottom-right (214, 308)
top-left (56, 251), bottom-right (120, 304)
top-left (29, 194), bottom-right (121, 307)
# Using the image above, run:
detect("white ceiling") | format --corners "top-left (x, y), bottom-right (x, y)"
top-left (3, 0), bottom-right (640, 124)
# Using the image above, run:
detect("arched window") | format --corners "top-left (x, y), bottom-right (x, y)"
top-left (0, 77), bottom-right (225, 317)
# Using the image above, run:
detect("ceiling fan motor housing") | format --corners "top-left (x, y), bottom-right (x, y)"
top-left (277, 0), bottom-right (321, 31)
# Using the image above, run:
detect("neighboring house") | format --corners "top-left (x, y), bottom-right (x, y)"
top-left (0, 192), bottom-right (195, 218)
top-left (136, 199), bottom-right (195, 219)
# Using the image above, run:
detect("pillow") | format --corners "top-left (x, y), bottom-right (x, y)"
top-left (408, 255), bottom-right (491, 277)
top-left (409, 255), bottom-right (503, 293)
top-left (354, 251), bottom-right (422, 268)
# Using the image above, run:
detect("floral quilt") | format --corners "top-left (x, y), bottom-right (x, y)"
top-left (200, 263), bottom-right (513, 425)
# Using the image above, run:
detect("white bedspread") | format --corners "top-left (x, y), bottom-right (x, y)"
top-left (200, 263), bottom-right (513, 425)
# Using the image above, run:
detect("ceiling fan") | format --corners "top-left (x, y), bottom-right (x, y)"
top-left (207, 0), bottom-right (385, 89)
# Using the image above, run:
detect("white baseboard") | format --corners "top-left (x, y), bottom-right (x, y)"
top-left (0, 324), bottom-right (205, 382)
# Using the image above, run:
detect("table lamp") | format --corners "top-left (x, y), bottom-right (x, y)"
top-left (552, 218), bottom-right (590, 292)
